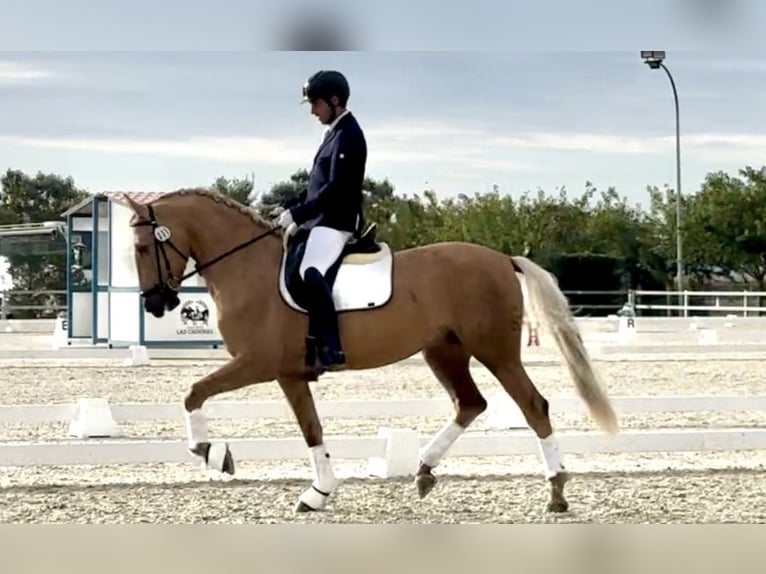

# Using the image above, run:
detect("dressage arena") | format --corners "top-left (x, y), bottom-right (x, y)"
top-left (1, 316), bottom-right (765, 523)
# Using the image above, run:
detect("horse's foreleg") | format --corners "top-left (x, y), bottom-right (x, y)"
top-left (278, 377), bottom-right (339, 513)
top-left (183, 353), bottom-right (260, 475)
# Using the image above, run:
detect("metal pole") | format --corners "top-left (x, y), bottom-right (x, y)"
top-left (659, 62), bottom-right (683, 301)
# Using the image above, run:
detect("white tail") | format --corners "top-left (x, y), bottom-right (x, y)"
top-left (512, 256), bottom-right (619, 434)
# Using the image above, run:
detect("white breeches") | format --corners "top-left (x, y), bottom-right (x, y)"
top-left (299, 225), bottom-right (353, 279)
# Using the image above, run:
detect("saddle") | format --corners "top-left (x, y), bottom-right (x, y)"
top-left (278, 223), bottom-right (395, 313)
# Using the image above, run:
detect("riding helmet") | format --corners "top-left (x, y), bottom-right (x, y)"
top-left (301, 70), bottom-right (350, 105)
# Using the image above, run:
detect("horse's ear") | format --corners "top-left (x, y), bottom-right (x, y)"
top-left (122, 194), bottom-right (149, 220)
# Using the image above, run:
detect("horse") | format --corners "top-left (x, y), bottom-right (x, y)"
top-left (122, 188), bottom-right (619, 514)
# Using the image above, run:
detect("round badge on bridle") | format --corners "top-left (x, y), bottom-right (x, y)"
top-left (154, 226), bottom-right (172, 242)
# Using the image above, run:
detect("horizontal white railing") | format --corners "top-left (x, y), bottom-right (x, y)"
top-left (2, 395), bottom-right (766, 425)
top-left (1, 394), bottom-right (765, 474)
top-left (632, 289), bottom-right (766, 317)
top-left (3, 429), bottom-right (766, 468)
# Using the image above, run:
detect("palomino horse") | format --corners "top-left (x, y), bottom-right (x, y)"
top-left (123, 188), bottom-right (619, 514)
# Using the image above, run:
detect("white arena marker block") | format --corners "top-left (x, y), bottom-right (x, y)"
top-left (697, 329), bottom-right (719, 345)
top-left (51, 316), bottom-right (68, 349)
top-left (123, 344), bottom-right (150, 367)
top-left (68, 398), bottom-right (119, 438)
top-left (366, 427), bottom-right (419, 478)
top-left (616, 315), bottom-right (636, 345)
top-left (485, 392), bottom-right (528, 430)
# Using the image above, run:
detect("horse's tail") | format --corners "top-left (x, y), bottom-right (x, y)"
top-left (511, 256), bottom-right (619, 435)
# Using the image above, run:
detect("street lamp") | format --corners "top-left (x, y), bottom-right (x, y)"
top-left (641, 50), bottom-right (684, 303)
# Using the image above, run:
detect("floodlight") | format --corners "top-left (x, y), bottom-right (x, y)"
top-left (641, 50), bottom-right (665, 69)
top-left (640, 50), bottom-right (665, 60)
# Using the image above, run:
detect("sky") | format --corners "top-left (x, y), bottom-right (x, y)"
top-left (1, 3), bottom-right (765, 212)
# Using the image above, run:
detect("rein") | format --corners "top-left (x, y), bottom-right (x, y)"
top-left (131, 203), bottom-right (280, 298)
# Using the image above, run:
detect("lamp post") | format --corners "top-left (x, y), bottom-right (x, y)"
top-left (641, 50), bottom-right (684, 304)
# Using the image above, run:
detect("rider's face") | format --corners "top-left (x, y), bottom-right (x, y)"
top-left (310, 97), bottom-right (338, 124)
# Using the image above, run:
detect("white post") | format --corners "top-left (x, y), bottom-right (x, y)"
top-left (743, 291), bottom-right (748, 318)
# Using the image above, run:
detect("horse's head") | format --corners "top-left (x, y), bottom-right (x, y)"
top-left (124, 194), bottom-right (192, 318)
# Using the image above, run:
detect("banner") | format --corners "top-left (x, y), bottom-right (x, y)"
top-left (143, 292), bottom-right (222, 343)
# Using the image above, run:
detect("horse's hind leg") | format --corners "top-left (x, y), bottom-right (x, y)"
top-left (416, 335), bottom-right (487, 499)
top-left (478, 352), bottom-right (570, 513)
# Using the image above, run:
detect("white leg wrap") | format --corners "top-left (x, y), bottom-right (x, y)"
top-left (298, 444), bottom-right (339, 510)
top-left (419, 421), bottom-right (465, 468)
top-left (184, 408), bottom-right (208, 449)
top-left (538, 432), bottom-right (564, 479)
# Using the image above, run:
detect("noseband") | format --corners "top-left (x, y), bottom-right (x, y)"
top-left (130, 204), bottom-right (280, 302)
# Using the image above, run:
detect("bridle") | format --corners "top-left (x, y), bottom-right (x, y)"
top-left (130, 204), bottom-right (280, 303)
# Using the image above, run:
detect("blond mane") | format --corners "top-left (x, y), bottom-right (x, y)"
top-left (156, 187), bottom-right (280, 232)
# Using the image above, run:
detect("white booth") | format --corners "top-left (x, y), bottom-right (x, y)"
top-left (63, 191), bottom-right (224, 348)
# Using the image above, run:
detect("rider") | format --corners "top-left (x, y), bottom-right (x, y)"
top-left (275, 69), bottom-right (368, 371)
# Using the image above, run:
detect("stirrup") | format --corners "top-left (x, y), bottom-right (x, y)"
top-left (319, 349), bottom-right (346, 371)
top-left (317, 337), bottom-right (346, 371)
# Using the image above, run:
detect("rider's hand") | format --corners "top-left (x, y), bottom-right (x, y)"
top-left (275, 209), bottom-right (294, 230)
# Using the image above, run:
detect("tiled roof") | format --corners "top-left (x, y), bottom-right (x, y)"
top-left (101, 191), bottom-right (167, 205)
top-left (61, 191), bottom-right (169, 217)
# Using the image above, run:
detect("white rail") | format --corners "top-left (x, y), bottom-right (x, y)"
top-left (1, 395), bottom-right (765, 425)
top-left (1, 394), bottom-right (765, 475)
top-left (632, 289), bottom-right (766, 317)
top-left (1, 429), bottom-right (764, 468)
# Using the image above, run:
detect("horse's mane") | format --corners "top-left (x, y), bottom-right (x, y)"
top-left (157, 187), bottom-right (280, 232)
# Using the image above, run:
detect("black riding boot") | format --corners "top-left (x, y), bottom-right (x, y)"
top-left (303, 267), bottom-right (346, 371)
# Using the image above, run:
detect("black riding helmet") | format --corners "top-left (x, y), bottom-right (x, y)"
top-left (301, 70), bottom-right (350, 106)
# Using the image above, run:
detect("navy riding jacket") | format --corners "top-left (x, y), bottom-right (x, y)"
top-left (289, 111), bottom-right (367, 234)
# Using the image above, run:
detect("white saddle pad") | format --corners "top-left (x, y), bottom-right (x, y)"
top-left (278, 241), bottom-right (394, 313)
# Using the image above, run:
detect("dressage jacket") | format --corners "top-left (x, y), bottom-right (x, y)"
top-left (289, 111), bottom-right (367, 235)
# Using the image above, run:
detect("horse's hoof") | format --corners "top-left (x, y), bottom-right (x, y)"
top-left (546, 500), bottom-right (569, 513)
top-left (552, 470), bottom-right (571, 486)
top-left (189, 442), bottom-right (210, 460)
top-left (294, 501), bottom-right (317, 513)
top-left (191, 441), bottom-right (235, 475)
top-left (546, 471), bottom-right (570, 513)
top-left (415, 473), bottom-right (437, 499)
top-left (221, 444), bottom-right (235, 475)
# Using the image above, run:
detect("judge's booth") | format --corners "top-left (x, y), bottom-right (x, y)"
top-left (63, 191), bottom-right (224, 348)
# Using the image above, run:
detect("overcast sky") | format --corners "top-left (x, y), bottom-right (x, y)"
top-left (1, 3), bottom-right (765, 211)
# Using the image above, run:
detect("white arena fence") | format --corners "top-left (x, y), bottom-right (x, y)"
top-left (1, 394), bottom-right (765, 478)
top-left (10, 314), bottom-right (766, 359)
top-left (2, 315), bottom-right (766, 478)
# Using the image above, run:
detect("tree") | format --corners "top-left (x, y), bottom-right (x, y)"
top-left (0, 169), bottom-right (89, 317)
top-left (210, 175), bottom-right (255, 206)
top-left (684, 167), bottom-right (766, 289)
top-left (0, 169), bottom-right (87, 224)
top-left (252, 169), bottom-right (402, 233)
top-left (642, 183), bottom-right (681, 289)
top-left (253, 169), bottom-right (309, 215)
